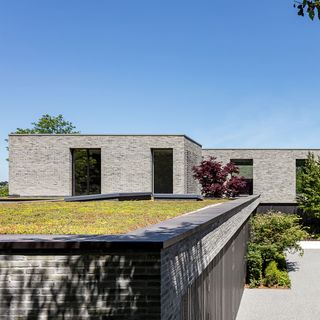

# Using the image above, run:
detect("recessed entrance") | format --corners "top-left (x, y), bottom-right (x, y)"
top-left (72, 149), bottom-right (101, 196)
top-left (152, 149), bottom-right (173, 194)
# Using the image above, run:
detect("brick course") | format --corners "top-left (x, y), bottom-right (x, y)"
top-left (0, 251), bottom-right (161, 320)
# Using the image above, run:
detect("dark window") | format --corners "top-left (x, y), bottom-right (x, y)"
top-left (296, 159), bottom-right (306, 195)
top-left (72, 149), bottom-right (101, 196)
top-left (153, 149), bottom-right (173, 194)
top-left (230, 159), bottom-right (253, 195)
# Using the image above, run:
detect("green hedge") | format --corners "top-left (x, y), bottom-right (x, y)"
top-left (247, 211), bottom-right (308, 288)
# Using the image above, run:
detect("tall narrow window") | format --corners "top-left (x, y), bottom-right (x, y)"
top-left (72, 149), bottom-right (101, 196)
top-left (153, 149), bottom-right (173, 194)
top-left (296, 159), bottom-right (306, 195)
top-left (231, 159), bottom-right (253, 195)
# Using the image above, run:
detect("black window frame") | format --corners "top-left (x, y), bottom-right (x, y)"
top-left (230, 159), bottom-right (253, 195)
top-left (152, 148), bottom-right (174, 194)
top-left (72, 148), bottom-right (102, 196)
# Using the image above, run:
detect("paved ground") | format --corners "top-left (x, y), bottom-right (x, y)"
top-left (236, 244), bottom-right (320, 320)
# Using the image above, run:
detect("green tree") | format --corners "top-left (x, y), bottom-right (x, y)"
top-left (6, 114), bottom-right (79, 160)
top-left (297, 152), bottom-right (320, 217)
top-left (13, 114), bottom-right (79, 134)
top-left (294, 0), bottom-right (320, 20)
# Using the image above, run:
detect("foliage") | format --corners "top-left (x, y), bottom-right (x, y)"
top-left (6, 114), bottom-right (79, 161)
top-left (247, 245), bottom-right (262, 287)
top-left (250, 212), bottom-right (307, 255)
top-left (294, 0), bottom-right (320, 20)
top-left (264, 261), bottom-right (291, 288)
top-left (0, 182), bottom-right (8, 197)
top-left (13, 114), bottom-right (79, 134)
top-left (247, 211), bottom-right (308, 288)
top-left (0, 181), bottom-right (8, 187)
top-left (192, 157), bottom-right (246, 198)
top-left (0, 199), bottom-right (226, 234)
top-left (296, 152), bottom-right (320, 218)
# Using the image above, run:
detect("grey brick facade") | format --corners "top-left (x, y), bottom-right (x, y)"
top-left (203, 149), bottom-right (320, 203)
top-left (9, 135), bottom-right (201, 197)
top-left (8, 134), bottom-right (320, 203)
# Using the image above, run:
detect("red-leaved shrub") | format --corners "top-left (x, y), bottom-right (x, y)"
top-left (193, 157), bottom-right (246, 198)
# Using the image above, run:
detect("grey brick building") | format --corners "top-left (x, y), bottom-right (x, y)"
top-left (8, 134), bottom-right (202, 198)
top-left (8, 134), bottom-right (319, 203)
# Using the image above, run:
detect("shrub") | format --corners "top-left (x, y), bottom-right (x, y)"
top-left (247, 244), bottom-right (263, 287)
top-left (264, 261), bottom-right (291, 288)
top-left (250, 211), bottom-right (307, 256)
top-left (297, 152), bottom-right (320, 218)
top-left (192, 157), bottom-right (246, 198)
top-left (0, 182), bottom-right (8, 197)
top-left (247, 211), bottom-right (308, 288)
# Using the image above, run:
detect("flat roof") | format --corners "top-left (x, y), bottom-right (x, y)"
top-left (9, 134), bottom-right (202, 147)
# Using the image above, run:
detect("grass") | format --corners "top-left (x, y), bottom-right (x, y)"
top-left (0, 199), bottom-right (226, 235)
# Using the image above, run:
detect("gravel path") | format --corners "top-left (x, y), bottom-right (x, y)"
top-left (236, 244), bottom-right (320, 320)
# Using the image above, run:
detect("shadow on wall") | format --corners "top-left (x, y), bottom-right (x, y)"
top-left (0, 251), bottom-right (160, 319)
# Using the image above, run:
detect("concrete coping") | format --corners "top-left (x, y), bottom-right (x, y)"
top-left (0, 195), bottom-right (260, 252)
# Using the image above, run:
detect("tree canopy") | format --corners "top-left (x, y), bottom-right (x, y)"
top-left (296, 152), bottom-right (320, 217)
top-left (294, 0), bottom-right (320, 20)
top-left (13, 114), bottom-right (79, 134)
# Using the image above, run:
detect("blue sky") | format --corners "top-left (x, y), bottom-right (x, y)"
top-left (0, 1), bottom-right (320, 181)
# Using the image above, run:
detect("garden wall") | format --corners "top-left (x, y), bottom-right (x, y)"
top-left (0, 195), bottom-right (260, 320)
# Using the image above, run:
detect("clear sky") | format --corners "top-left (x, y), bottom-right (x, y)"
top-left (0, 0), bottom-right (320, 181)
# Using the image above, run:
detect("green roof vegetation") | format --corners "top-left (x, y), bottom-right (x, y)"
top-left (0, 199), bottom-right (226, 235)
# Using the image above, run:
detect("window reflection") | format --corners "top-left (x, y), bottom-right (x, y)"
top-left (72, 149), bottom-right (101, 195)
top-left (153, 149), bottom-right (173, 194)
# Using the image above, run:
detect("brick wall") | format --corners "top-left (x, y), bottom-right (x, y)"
top-left (160, 196), bottom-right (259, 319)
top-left (9, 135), bottom-right (201, 197)
top-left (184, 138), bottom-right (202, 194)
top-left (202, 149), bottom-right (320, 203)
top-left (0, 250), bottom-right (161, 320)
top-left (9, 133), bottom-right (320, 203)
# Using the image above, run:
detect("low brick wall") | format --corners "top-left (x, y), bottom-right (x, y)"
top-left (0, 195), bottom-right (260, 320)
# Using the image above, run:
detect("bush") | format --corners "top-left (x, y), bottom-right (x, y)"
top-left (0, 182), bottom-right (8, 197)
top-left (192, 157), bottom-right (246, 198)
top-left (297, 152), bottom-right (320, 218)
top-left (264, 261), bottom-right (290, 288)
top-left (250, 211), bottom-right (307, 256)
top-left (247, 244), bottom-right (262, 287)
top-left (247, 211), bottom-right (308, 288)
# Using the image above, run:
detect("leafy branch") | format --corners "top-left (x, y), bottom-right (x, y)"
top-left (294, 0), bottom-right (320, 20)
